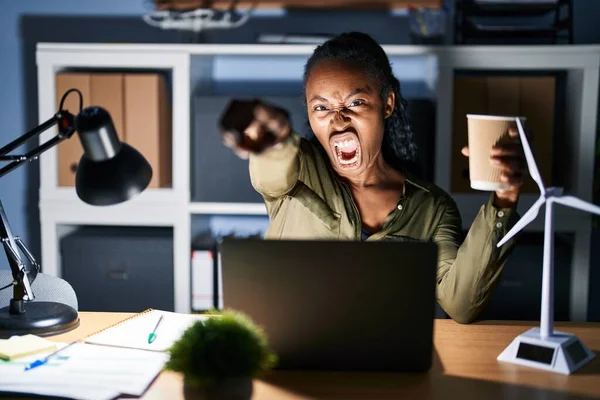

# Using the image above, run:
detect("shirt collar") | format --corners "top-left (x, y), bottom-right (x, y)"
top-left (403, 169), bottom-right (431, 193)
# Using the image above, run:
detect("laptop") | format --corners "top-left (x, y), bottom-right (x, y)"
top-left (219, 238), bottom-right (438, 372)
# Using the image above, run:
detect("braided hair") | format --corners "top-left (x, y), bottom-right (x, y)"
top-left (302, 32), bottom-right (418, 173)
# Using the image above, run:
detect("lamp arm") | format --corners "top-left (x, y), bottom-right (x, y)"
top-left (0, 200), bottom-right (35, 314)
top-left (0, 89), bottom-right (81, 315)
top-left (1, 238), bottom-right (34, 299)
top-left (0, 110), bottom-right (73, 313)
top-left (0, 87), bottom-right (81, 159)
top-left (14, 236), bottom-right (40, 272)
top-left (0, 111), bottom-right (76, 179)
top-left (3, 234), bottom-right (42, 293)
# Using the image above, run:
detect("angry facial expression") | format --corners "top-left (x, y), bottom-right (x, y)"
top-left (305, 59), bottom-right (395, 176)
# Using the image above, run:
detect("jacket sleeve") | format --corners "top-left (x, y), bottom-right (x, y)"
top-left (434, 193), bottom-right (520, 324)
top-left (248, 133), bottom-right (302, 199)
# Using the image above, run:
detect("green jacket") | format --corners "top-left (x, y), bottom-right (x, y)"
top-left (249, 133), bottom-right (519, 323)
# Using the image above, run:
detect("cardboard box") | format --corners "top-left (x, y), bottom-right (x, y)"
top-left (452, 76), bottom-right (555, 193)
top-left (124, 74), bottom-right (172, 188)
top-left (56, 73), bottom-right (125, 186)
top-left (56, 73), bottom-right (90, 187)
top-left (56, 72), bottom-right (172, 189)
top-left (90, 74), bottom-right (125, 142)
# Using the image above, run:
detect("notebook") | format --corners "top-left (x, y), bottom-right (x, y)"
top-left (84, 309), bottom-right (208, 352)
top-left (0, 334), bottom-right (58, 360)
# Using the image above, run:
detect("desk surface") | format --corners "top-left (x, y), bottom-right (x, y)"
top-left (44, 313), bottom-right (600, 399)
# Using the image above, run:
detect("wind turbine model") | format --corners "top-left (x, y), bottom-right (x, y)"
top-left (496, 117), bottom-right (600, 374)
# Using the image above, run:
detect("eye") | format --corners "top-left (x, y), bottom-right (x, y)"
top-left (349, 99), bottom-right (365, 107)
top-left (314, 105), bottom-right (328, 111)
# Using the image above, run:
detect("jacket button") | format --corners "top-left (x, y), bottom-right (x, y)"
top-left (498, 211), bottom-right (505, 218)
top-left (397, 204), bottom-right (403, 211)
top-left (496, 222), bottom-right (503, 228)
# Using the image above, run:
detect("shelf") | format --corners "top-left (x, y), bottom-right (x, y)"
top-left (32, 42), bottom-right (442, 58)
top-left (39, 187), bottom-right (184, 205)
top-left (202, 79), bottom-right (435, 99)
top-left (39, 201), bottom-right (181, 226)
top-left (459, 1), bottom-right (568, 17)
top-left (155, 0), bottom-right (442, 10)
top-left (193, 52), bottom-right (437, 97)
top-left (455, 0), bottom-right (573, 44)
top-left (462, 20), bottom-right (569, 40)
top-left (189, 202), bottom-right (267, 215)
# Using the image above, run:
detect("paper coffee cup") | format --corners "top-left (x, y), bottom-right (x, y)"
top-left (466, 114), bottom-right (526, 191)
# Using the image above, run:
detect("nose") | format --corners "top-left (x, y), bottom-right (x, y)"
top-left (330, 109), bottom-right (351, 131)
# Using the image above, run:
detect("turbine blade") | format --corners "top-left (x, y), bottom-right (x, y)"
top-left (497, 197), bottom-right (545, 247)
top-left (554, 196), bottom-right (600, 216)
top-left (516, 117), bottom-right (545, 193)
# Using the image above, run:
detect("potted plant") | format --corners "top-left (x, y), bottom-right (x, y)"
top-left (165, 309), bottom-right (277, 400)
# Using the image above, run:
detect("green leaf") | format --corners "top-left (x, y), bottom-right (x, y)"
top-left (165, 309), bottom-right (277, 386)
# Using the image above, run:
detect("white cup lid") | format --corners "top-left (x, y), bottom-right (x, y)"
top-left (467, 114), bottom-right (527, 121)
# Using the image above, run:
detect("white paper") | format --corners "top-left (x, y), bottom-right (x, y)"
top-left (0, 384), bottom-right (119, 400)
top-left (192, 250), bottom-right (216, 311)
top-left (0, 343), bottom-right (167, 397)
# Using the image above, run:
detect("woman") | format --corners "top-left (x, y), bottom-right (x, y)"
top-left (221, 32), bottom-right (525, 324)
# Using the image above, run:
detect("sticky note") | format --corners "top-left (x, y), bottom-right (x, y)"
top-left (0, 334), bottom-right (57, 360)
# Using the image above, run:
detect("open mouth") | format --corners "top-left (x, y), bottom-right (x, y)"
top-left (330, 133), bottom-right (361, 170)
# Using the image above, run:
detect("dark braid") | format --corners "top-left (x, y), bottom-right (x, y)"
top-left (302, 32), bottom-right (418, 172)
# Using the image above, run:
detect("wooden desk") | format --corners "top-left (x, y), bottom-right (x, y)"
top-left (44, 313), bottom-right (600, 399)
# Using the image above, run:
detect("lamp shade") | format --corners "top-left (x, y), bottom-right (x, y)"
top-left (74, 106), bottom-right (153, 206)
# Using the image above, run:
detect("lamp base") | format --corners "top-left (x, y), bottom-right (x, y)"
top-left (0, 301), bottom-right (79, 339)
top-left (498, 327), bottom-right (596, 374)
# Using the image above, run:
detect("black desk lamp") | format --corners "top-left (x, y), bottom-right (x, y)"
top-left (0, 89), bottom-right (152, 338)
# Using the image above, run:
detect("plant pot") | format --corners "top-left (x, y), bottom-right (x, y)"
top-left (183, 377), bottom-right (253, 400)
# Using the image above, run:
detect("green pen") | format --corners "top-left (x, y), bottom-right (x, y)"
top-left (148, 315), bottom-right (164, 344)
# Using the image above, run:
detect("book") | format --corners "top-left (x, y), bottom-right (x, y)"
top-left (84, 309), bottom-right (208, 352)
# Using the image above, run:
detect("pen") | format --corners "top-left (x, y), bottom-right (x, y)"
top-left (148, 315), bottom-right (164, 344)
top-left (24, 340), bottom-right (78, 371)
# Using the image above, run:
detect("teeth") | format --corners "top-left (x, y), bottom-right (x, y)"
top-left (331, 136), bottom-right (360, 167)
top-left (334, 139), bottom-right (357, 149)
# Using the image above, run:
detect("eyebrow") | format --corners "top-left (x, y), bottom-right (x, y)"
top-left (308, 87), bottom-right (371, 104)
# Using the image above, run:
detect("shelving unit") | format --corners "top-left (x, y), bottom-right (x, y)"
top-left (36, 43), bottom-right (600, 320)
top-left (454, 0), bottom-right (573, 44)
